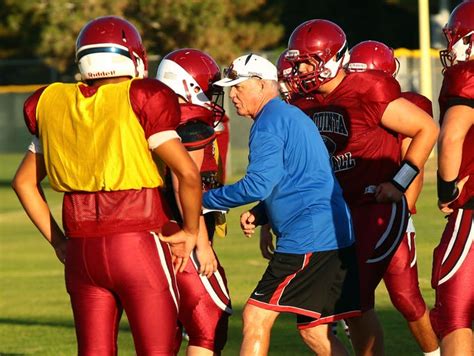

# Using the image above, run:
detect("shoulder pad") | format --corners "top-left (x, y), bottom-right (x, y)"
top-left (177, 120), bottom-right (216, 151)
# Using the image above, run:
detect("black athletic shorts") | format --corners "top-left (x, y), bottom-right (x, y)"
top-left (247, 244), bottom-right (361, 329)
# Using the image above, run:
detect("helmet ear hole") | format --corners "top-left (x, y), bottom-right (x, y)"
top-left (463, 35), bottom-right (471, 45)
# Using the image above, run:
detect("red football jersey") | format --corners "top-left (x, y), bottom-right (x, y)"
top-left (23, 78), bottom-right (180, 237)
top-left (401, 92), bottom-right (433, 117)
top-left (295, 71), bottom-right (402, 206)
top-left (438, 60), bottom-right (474, 208)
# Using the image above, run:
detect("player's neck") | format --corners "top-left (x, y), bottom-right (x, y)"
top-left (87, 76), bottom-right (132, 87)
top-left (318, 70), bottom-right (346, 97)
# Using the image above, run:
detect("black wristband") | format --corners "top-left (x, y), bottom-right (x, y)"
top-left (437, 172), bottom-right (459, 203)
top-left (391, 160), bottom-right (420, 193)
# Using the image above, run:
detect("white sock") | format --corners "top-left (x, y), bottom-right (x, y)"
top-left (423, 347), bottom-right (440, 356)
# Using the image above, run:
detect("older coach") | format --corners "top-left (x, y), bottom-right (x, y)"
top-left (202, 53), bottom-right (361, 356)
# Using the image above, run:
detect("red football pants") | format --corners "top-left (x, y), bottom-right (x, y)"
top-left (65, 231), bottom-right (179, 355)
top-left (383, 218), bottom-right (426, 322)
top-left (430, 209), bottom-right (474, 339)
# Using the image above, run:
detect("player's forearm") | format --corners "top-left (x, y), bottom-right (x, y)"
top-left (196, 217), bottom-right (211, 248)
top-left (437, 105), bottom-right (471, 180)
top-left (438, 134), bottom-right (464, 181)
top-left (404, 169), bottom-right (424, 211)
top-left (12, 181), bottom-right (65, 247)
top-left (400, 137), bottom-right (424, 209)
top-left (403, 121), bottom-right (438, 169)
top-left (12, 152), bottom-right (66, 247)
top-left (176, 171), bottom-right (202, 236)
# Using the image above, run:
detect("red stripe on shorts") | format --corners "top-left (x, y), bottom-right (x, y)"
top-left (269, 252), bottom-right (312, 305)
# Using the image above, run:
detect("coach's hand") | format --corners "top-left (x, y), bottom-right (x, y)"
top-left (159, 229), bottom-right (198, 273)
top-left (259, 224), bottom-right (274, 260)
top-left (375, 182), bottom-right (403, 203)
top-left (196, 240), bottom-right (218, 278)
top-left (240, 211), bottom-right (256, 237)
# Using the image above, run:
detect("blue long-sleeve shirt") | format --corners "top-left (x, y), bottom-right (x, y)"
top-left (203, 97), bottom-right (354, 253)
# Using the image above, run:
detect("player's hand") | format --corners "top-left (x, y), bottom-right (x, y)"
top-left (159, 229), bottom-right (198, 273)
top-left (438, 175), bottom-right (470, 214)
top-left (375, 182), bottom-right (403, 203)
top-left (53, 238), bottom-right (68, 265)
top-left (259, 224), bottom-right (274, 260)
top-left (195, 241), bottom-right (218, 278)
top-left (240, 211), bottom-right (256, 237)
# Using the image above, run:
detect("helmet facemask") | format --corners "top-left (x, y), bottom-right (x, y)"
top-left (286, 42), bottom-right (348, 94)
top-left (276, 50), bottom-right (299, 101)
top-left (440, 26), bottom-right (474, 68)
top-left (209, 86), bottom-right (226, 126)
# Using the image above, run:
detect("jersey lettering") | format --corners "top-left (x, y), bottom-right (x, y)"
top-left (313, 111), bottom-right (349, 136)
top-left (331, 152), bottom-right (355, 172)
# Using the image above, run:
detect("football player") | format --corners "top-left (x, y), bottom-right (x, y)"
top-left (347, 40), bottom-right (440, 356)
top-left (431, 1), bottom-right (474, 354)
top-left (156, 48), bottom-right (232, 356)
top-left (285, 19), bottom-right (439, 355)
top-left (12, 16), bottom-right (202, 354)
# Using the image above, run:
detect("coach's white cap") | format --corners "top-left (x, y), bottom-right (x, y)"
top-left (214, 53), bottom-right (278, 87)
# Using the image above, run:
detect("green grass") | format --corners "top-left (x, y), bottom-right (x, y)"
top-left (0, 153), bottom-right (444, 355)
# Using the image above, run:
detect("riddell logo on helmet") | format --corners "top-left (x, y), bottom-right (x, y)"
top-left (88, 70), bottom-right (117, 78)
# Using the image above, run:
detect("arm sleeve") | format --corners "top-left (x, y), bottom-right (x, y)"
top-left (202, 129), bottom-right (284, 210)
top-left (365, 73), bottom-right (401, 126)
top-left (28, 136), bottom-right (42, 154)
top-left (446, 97), bottom-right (474, 109)
top-left (130, 79), bottom-right (181, 143)
top-left (23, 86), bottom-right (47, 136)
top-left (176, 121), bottom-right (216, 151)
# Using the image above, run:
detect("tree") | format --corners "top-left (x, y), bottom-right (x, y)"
top-left (0, 0), bottom-right (283, 76)
top-left (129, 0), bottom-right (283, 64)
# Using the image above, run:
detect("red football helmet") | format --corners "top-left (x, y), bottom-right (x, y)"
top-left (440, 0), bottom-right (474, 68)
top-left (76, 16), bottom-right (147, 80)
top-left (286, 19), bottom-right (349, 93)
top-left (346, 40), bottom-right (399, 77)
top-left (276, 49), bottom-right (299, 101)
top-left (156, 48), bottom-right (224, 122)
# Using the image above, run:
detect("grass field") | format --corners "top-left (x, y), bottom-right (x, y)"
top-left (0, 152), bottom-right (445, 355)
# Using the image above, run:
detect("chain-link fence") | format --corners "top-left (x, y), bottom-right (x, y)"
top-left (0, 51), bottom-right (445, 176)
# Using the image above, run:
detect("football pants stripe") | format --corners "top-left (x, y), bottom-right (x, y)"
top-left (151, 231), bottom-right (179, 311)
